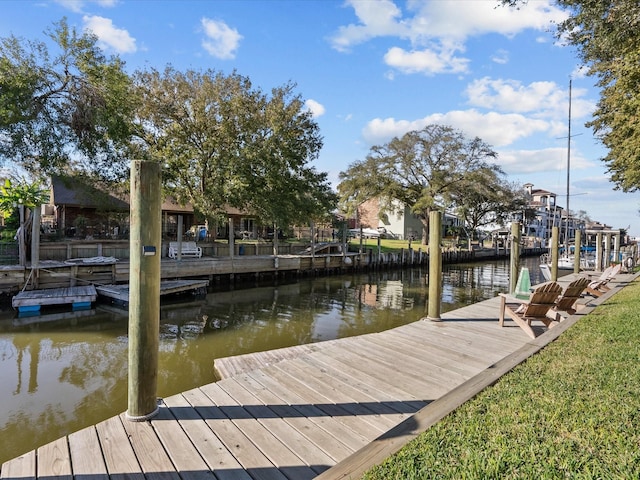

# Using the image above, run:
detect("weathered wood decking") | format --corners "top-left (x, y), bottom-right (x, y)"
top-left (96, 279), bottom-right (210, 306)
top-left (1, 273), bottom-right (632, 480)
top-left (11, 285), bottom-right (97, 312)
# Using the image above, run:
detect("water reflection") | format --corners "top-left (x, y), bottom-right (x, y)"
top-left (0, 257), bottom-right (546, 463)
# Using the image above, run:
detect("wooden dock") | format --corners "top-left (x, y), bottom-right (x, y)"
top-left (11, 285), bottom-right (97, 313)
top-left (96, 279), bottom-right (209, 306)
top-left (1, 273), bottom-right (632, 480)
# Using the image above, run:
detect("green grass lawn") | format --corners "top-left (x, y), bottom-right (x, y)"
top-left (363, 279), bottom-right (640, 479)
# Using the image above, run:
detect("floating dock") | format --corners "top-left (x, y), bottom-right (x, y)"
top-left (96, 279), bottom-right (209, 306)
top-left (11, 285), bottom-right (97, 314)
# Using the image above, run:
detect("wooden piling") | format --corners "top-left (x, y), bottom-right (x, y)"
top-left (126, 160), bottom-right (162, 421)
top-left (427, 211), bottom-right (442, 321)
top-left (574, 230), bottom-right (582, 274)
top-left (509, 222), bottom-right (520, 293)
top-left (551, 226), bottom-right (559, 281)
top-left (596, 231), bottom-right (603, 271)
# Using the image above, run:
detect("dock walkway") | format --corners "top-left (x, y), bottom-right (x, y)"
top-left (1, 273), bottom-right (632, 480)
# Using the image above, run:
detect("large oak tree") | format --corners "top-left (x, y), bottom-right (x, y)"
top-left (131, 67), bottom-right (336, 232)
top-left (0, 18), bottom-right (133, 181)
top-left (338, 124), bottom-right (504, 244)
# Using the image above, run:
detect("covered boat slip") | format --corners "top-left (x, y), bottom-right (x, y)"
top-left (3, 272), bottom-right (632, 480)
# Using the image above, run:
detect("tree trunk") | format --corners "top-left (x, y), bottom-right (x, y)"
top-left (420, 215), bottom-right (429, 245)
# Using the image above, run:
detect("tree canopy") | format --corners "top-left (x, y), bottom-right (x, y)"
top-left (131, 67), bottom-right (336, 228)
top-left (0, 18), bottom-right (134, 181)
top-left (1, 21), bottom-right (337, 230)
top-left (453, 172), bottom-right (526, 248)
top-left (338, 124), bottom-right (511, 244)
top-left (503, 0), bottom-right (640, 192)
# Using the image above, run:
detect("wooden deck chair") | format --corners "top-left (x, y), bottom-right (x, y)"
top-left (585, 263), bottom-right (621, 297)
top-left (499, 282), bottom-right (564, 339)
top-left (553, 277), bottom-right (590, 316)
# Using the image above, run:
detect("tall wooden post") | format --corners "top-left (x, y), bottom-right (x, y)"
top-left (427, 211), bottom-right (442, 321)
top-left (176, 214), bottom-right (183, 260)
top-left (310, 221), bottom-right (316, 270)
top-left (31, 206), bottom-right (41, 288)
top-left (126, 160), bottom-right (161, 421)
top-left (596, 232), bottom-right (603, 271)
top-left (551, 226), bottom-right (559, 281)
top-left (228, 217), bottom-right (235, 258)
top-left (509, 222), bottom-right (521, 293)
top-left (574, 230), bottom-right (582, 274)
top-left (18, 204), bottom-right (26, 266)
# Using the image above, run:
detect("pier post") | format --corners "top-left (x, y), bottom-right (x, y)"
top-left (177, 215), bottom-right (183, 260)
top-left (574, 230), bottom-right (582, 274)
top-left (229, 217), bottom-right (235, 259)
top-left (596, 232), bottom-right (603, 271)
top-left (126, 160), bottom-right (161, 421)
top-left (551, 226), bottom-right (559, 281)
top-left (427, 211), bottom-right (442, 321)
top-left (31, 205), bottom-right (41, 288)
top-left (509, 222), bottom-right (521, 293)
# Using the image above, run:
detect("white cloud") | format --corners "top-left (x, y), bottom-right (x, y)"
top-left (331, 0), bottom-right (567, 76)
top-left (362, 109), bottom-right (549, 147)
top-left (305, 99), bottom-right (325, 118)
top-left (404, 0), bottom-right (566, 44)
top-left (491, 49), bottom-right (509, 65)
top-left (384, 45), bottom-right (469, 75)
top-left (496, 147), bottom-right (595, 175)
top-left (464, 77), bottom-right (596, 121)
top-left (329, 0), bottom-right (409, 52)
top-left (56, 0), bottom-right (118, 13)
top-left (83, 15), bottom-right (136, 53)
top-left (201, 18), bottom-right (242, 60)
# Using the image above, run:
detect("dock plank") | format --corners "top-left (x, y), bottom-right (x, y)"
top-left (181, 387), bottom-right (289, 480)
top-left (229, 373), bottom-right (367, 456)
top-left (37, 437), bottom-right (71, 480)
top-left (217, 379), bottom-right (335, 471)
top-left (199, 383), bottom-right (318, 480)
top-left (68, 426), bottom-right (108, 480)
top-left (119, 414), bottom-right (181, 480)
top-left (161, 393), bottom-right (252, 480)
top-left (1, 450), bottom-right (35, 480)
top-left (250, 365), bottom-right (386, 440)
top-left (277, 358), bottom-right (415, 425)
top-left (94, 416), bottom-right (142, 480)
top-left (242, 369), bottom-right (374, 452)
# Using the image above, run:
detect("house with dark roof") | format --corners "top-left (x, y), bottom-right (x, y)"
top-left (47, 175), bottom-right (131, 238)
top-left (46, 175), bottom-right (259, 241)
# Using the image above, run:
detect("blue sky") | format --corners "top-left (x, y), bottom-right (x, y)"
top-left (2, 0), bottom-right (639, 236)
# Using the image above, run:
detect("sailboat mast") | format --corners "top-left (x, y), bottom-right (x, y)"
top-left (565, 79), bottom-right (572, 248)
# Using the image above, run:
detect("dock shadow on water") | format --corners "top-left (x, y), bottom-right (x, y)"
top-left (0, 256), bottom-right (547, 463)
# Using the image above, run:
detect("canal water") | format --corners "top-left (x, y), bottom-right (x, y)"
top-left (0, 257), bottom-right (548, 464)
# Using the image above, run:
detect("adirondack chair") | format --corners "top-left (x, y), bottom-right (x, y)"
top-left (585, 263), bottom-right (621, 297)
top-left (499, 281), bottom-right (564, 339)
top-left (553, 277), bottom-right (590, 316)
